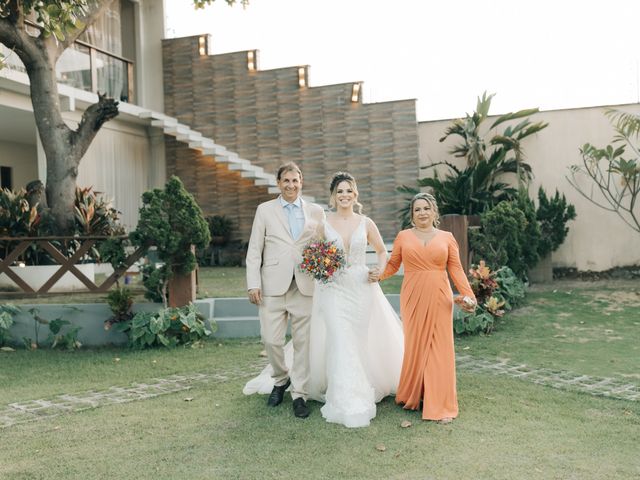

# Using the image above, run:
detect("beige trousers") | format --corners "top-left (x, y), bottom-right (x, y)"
top-left (259, 278), bottom-right (312, 401)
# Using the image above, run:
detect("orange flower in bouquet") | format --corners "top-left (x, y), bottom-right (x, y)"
top-left (299, 239), bottom-right (346, 283)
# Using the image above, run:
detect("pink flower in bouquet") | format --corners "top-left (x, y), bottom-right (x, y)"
top-left (299, 239), bottom-right (346, 283)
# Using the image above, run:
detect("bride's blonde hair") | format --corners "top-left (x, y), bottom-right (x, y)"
top-left (328, 172), bottom-right (363, 214)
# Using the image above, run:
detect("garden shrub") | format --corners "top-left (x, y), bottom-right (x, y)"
top-left (470, 195), bottom-right (542, 280)
top-left (454, 260), bottom-right (526, 335)
top-left (131, 177), bottom-right (210, 304)
top-left (0, 186), bottom-right (124, 265)
top-left (536, 187), bottom-right (576, 258)
top-left (116, 303), bottom-right (214, 349)
top-left (0, 304), bottom-right (19, 346)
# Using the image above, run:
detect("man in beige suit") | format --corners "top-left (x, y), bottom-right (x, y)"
top-left (246, 162), bottom-right (325, 418)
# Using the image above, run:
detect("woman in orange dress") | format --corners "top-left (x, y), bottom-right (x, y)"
top-left (378, 193), bottom-right (476, 423)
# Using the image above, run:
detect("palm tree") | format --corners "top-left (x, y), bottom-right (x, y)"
top-left (399, 92), bottom-right (548, 226)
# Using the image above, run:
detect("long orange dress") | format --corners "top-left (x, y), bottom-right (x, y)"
top-left (381, 229), bottom-right (475, 420)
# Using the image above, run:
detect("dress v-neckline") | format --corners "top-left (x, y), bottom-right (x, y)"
top-left (326, 216), bottom-right (363, 256)
top-left (409, 228), bottom-right (441, 248)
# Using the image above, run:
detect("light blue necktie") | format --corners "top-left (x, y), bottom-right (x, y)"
top-left (285, 203), bottom-right (302, 240)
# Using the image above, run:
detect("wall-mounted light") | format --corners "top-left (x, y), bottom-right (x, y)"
top-left (298, 67), bottom-right (307, 88)
top-left (17, 261), bottom-right (25, 268)
top-left (351, 83), bottom-right (361, 103)
top-left (198, 36), bottom-right (207, 56)
top-left (247, 50), bottom-right (256, 71)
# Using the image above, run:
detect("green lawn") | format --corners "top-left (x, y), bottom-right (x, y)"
top-left (2, 278), bottom-right (639, 479)
top-left (456, 279), bottom-right (640, 378)
top-left (1, 339), bottom-right (639, 479)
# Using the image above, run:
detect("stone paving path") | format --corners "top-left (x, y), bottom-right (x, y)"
top-left (2, 355), bottom-right (638, 429)
top-left (0, 360), bottom-right (266, 429)
top-left (456, 354), bottom-right (640, 401)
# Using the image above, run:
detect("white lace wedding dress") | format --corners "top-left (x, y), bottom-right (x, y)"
top-left (244, 217), bottom-right (404, 428)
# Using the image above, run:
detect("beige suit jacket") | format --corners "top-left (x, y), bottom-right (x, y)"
top-left (246, 197), bottom-right (325, 297)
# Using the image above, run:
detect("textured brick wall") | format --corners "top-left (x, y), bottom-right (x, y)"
top-left (162, 35), bottom-right (419, 242)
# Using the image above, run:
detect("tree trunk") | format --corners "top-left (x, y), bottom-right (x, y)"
top-left (0, 2), bottom-right (118, 233)
top-left (168, 270), bottom-right (197, 307)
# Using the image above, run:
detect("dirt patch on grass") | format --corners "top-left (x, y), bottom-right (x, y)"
top-left (591, 290), bottom-right (640, 308)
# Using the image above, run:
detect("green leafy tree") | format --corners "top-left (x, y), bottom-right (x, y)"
top-left (469, 197), bottom-right (541, 280)
top-left (130, 176), bottom-right (211, 305)
top-left (568, 110), bottom-right (640, 233)
top-left (536, 187), bottom-right (576, 258)
top-left (0, 0), bottom-right (242, 232)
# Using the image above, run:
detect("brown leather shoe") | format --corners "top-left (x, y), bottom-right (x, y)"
top-left (292, 398), bottom-right (310, 418)
top-left (267, 379), bottom-right (291, 407)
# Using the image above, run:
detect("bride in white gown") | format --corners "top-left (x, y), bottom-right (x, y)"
top-left (244, 172), bottom-right (404, 428)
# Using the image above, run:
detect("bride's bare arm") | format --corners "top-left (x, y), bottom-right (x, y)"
top-left (366, 217), bottom-right (388, 281)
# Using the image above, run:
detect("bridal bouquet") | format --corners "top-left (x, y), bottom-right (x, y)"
top-left (299, 239), bottom-right (346, 283)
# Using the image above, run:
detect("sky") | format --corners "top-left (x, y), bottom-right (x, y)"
top-left (164, 0), bottom-right (640, 122)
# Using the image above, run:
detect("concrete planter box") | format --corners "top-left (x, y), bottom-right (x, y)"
top-left (8, 300), bottom-right (215, 347)
top-left (0, 264), bottom-right (96, 293)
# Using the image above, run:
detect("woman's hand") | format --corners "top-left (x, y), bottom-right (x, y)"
top-left (454, 295), bottom-right (476, 313)
top-left (368, 266), bottom-right (380, 283)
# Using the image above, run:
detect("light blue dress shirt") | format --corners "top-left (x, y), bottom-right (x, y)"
top-left (279, 196), bottom-right (305, 240)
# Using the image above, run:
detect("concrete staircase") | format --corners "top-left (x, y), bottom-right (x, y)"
top-left (135, 109), bottom-right (282, 195)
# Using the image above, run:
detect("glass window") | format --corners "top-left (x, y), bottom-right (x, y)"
top-left (96, 51), bottom-right (129, 102)
top-left (56, 43), bottom-right (92, 91)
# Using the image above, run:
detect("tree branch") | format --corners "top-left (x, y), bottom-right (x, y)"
top-left (0, 16), bottom-right (21, 49)
top-left (70, 92), bottom-right (119, 160)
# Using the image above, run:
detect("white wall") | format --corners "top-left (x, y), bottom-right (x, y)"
top-left (77, 119), bottom-right (155, 231)
top-left (0, 140), bottom-right (38, 189)
top-left (133, 0), bottom-right (166, 112)
top-left (418, 103), bottom-right (640, 272)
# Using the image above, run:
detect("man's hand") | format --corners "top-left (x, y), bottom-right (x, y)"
top-left (248, 288), bottom-right (262, 305)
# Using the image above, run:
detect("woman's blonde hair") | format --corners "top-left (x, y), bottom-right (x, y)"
top-left (410, 193), bottom-right (440, 227)
top-left (328, 172), bottom-right (363, 214)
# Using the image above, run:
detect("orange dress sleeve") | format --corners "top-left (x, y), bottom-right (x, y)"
top-left (446, 233), bottom-right (475, 300)
top-left (380, 231), bottom-right (403, 281)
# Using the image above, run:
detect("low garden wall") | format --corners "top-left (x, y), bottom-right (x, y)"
top-left (7, 295), bottom-right (401, 347)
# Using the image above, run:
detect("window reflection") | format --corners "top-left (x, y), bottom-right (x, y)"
top-left (56, 43), bottom-right (92, 92)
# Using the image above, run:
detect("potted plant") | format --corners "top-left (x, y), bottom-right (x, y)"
top-left (130, 176), bottom-right (210, 307)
